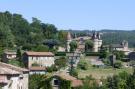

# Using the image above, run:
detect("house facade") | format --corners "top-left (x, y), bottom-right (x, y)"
top-left (2, 52), bottom-right (17, 63)
top-left (0, 62), bottom-right (29, 89)
top-left (51, 72), bottom-right (82, 89)
top-left (110, 40), bottom-right (130, 55)
top-left (23, 51), bottom-right (55, 68)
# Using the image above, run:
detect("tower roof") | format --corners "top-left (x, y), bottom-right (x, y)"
top-left (67, 32), bottom-right (72, 40)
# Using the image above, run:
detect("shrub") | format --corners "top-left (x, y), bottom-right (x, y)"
top-left (70, 69), bottom-right (78, 78)
top-left (46, 65), bottom-right (58, 72)
top-left (114, 61), bottom-right (122, 68)
top-left (78, 61), bottom-right (88, 70)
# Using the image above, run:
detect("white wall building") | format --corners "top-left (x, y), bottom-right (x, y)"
top-left (0, 62), bottom-right (29, 89)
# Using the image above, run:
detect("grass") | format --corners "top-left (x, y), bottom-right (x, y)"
top-left (77, 57), bottom-right (133, 79)
top-left (78, 67), bottom-right (133, 79)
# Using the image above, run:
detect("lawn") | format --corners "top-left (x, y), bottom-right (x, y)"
top-left (77, 56), bottom-right (133, 79)
top-left (78, 67), bottom-right (133, 79)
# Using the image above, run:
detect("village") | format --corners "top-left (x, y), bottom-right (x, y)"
top-left (0, 31), bottom-right (135, 89)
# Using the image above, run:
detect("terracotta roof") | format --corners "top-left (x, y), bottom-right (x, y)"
top-left (24, 51), bottom-right (54, 56)
top-left (29, 66), bottom-right (46, 71)
top-left (54, 72), bottom-right (83, 87)
top-left (4, 52), bottom-right (16, 55)
top-left (0, 62), bottom-right (29, 75)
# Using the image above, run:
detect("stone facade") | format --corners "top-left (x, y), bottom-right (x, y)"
top-left (66, 32), bottom-right (102, 52)
top-left (23, 51), bottom-right (55, 68)
top-left (2, 52), bottom-right (17, 63)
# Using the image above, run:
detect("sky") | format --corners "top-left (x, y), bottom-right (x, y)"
top-left (0, 0), bottom-right (135, 30)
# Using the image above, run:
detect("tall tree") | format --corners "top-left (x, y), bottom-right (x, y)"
top-left (69, 41), bottom-right (77, 52)
top-left (85, 40), bottom-right (93, 52)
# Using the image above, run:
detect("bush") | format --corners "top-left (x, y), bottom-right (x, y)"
top-left (32, 62), bottom-right (40, 66)
top-left (55, 52), bottom-right (66, 56)
top-left (70, 69), bottom-right (78, 78)
top-left (114, 61), bottom-right (122, 68)
top-left (78, 61), bottom-right (88, 70)
top-left (55, 56), bottom-right (67, 69)
top-left (46, 65), bottom-right (58, 72)
top-left (85, 52), bottom-right (101, 56)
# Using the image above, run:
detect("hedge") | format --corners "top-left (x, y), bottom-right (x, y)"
top-left (55, 52), bottom-right (66, 56)
top-left (85, 52), bottom-right (101, 56)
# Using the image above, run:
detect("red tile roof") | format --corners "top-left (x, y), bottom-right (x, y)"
top-left (54, 72), bottom-right (83, 87)
top-left (29, 66), bottom-right (46, 71)
top-left (25, 51), bottom-right (54, 56)
top-left (0, 62), bottom-right (29, 75)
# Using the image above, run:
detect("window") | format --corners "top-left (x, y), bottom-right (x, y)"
top-left (54, 79), bottom-right (59, 85)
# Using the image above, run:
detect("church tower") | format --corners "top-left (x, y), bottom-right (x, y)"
top-left (67, 32), bottom-right (72, 52)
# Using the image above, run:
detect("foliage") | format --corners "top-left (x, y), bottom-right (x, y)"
top-left (43, 39), bottom-right (59, 49)
top-left (85, 52), bottom-right (101, 56)
top-left (78, 60), bottom-right (88, 70)
top-left (101, 30), bottom-right (135, 47)
top-left (82, 75), bottom-right (97, 89)
top-left (85, 40), bottom-right (93, 52)
top-left (16, 48), bottom-right (21, 59)
top-left (46, 65), bottom-right (58, 72)
top-left (32, 45), bottom-right (49, 52)
top-left (55, 56), bottom-right (67, 69)
top-left (58, 30), bottom-right (67, 44)
top-left (70, 68), bottom-right (78, 78)
top-left (55, 52), bottom-right (66, 56)
top-left (31, 62), bottom-right (40, 66)
top-left (0, 11), bottom-right (59, 52)
top-left (114, 61), bottom-right (122, 68)
top-left (29, 74), bottom-right (46, 89)
top-left (113, 51), bottom-right (125, 61)
top-left (8, 59), bottom-right (24, 67)
top-left (69, 41), bottom-right (77, 52)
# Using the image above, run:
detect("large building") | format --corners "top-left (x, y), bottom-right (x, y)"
top-left (22, 51), bottom-right (55, 68)
top-left (66, 32), bottom-right (102, 52)
top-left (110, 40), bottom-right (130, 55)
top-left (0, 62), bottom-right (29, 89)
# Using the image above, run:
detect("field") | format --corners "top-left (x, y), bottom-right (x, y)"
top-left (77, 56), bottom-right (133, 79)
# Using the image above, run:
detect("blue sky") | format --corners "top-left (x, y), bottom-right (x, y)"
top-left (0, 0), bottom-right (135, 30)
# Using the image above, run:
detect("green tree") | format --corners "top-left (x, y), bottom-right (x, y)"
top-left (0, 23), bottom-right (14, 48)
top-left (33, 45), bottom-right (49, 52)
top-left (85, 40), bottom-right (93, 52)
top-left (55, 56), bottom-right (67, 69)
top-left (69, 41), bottom-right (77, 52)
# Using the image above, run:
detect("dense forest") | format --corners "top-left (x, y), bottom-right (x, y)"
top-left (0, 11), bottom-right (68, 54)
top-left (101, 30), bottom-right (135, 47)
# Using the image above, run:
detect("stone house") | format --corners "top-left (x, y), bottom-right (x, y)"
top-left (51, 72), bottom-right (82, 89)
top-left (2, 52), bottom-right (17, 63)
top-left (0, 62), bottom-right (29, 89)
top-left (22, 51), bottom-right (55, 68)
